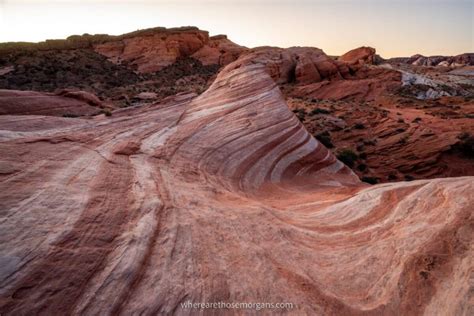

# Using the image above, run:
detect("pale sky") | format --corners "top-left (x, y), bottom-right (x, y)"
top-left (0, 0), bottom-right (472, 58)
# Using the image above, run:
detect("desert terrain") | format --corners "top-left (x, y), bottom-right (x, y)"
top-left (0, 27), bottom-right (473, 315)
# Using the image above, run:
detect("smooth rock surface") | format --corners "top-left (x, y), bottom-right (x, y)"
top-left (0, 89), bottom-right (105, 116)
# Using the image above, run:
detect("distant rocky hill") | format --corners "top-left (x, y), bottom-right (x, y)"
top-left (388, 53), bottom-right (474, 67)
top-left (0, 26), bottom-right (246, 72)
top-left (0, 27), bottom-right (246, 107)
top-left (0, 27), bottom-right (244, 61)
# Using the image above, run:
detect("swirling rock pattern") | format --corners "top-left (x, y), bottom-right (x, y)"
top-left (0, 60), bottom-right (472, 315)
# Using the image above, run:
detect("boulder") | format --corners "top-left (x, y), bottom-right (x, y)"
top-left (339, 46), bottom-right (376, 65)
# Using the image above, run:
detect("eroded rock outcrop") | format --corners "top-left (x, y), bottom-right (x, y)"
top-left (94, 27), bottom-right (246, 73)
top-left (225, 46), bottom-right (403, 102)
top-left (191, 34), bottom-right (245, 67)
top-left (339, 46), bottom-right (376, 65)
top-left (230, 47), bottom-right (352, 85)
top-left (0, 55), bottom-right (472, 315)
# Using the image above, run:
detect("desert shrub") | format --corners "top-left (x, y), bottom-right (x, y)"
top-left (361, 176), bottom-right (378, 184)
top-left (292, 108), bottom-right (306, 121)
top-left (363, 139), bottom-right (377, 146)
top-left (62, 113), bottom-right (79, 118)
top-left (315, 131), bottom-right (334, 148)
top-left (310, 108), bottom-right (330, 115)
top-left (100, 109), bottom-right (112, 117)
top-left (454, 132), bottom-right (474, 158)
top-left (388, 173), bottom-right (398, 180)
top-left (398, 135), bottom-right (409, 144)
top-left (337, 149), bottom-right (358, 168)
top-left (357, 163), bottom-right (367, 172)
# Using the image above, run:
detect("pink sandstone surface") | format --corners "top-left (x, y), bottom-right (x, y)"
top-left (0, 89), bottom-right (107, 117)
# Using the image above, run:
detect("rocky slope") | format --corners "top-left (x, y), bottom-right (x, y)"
top-left (234, 46), bottom-right (473, 183)
top-left (0, 27), bottom-right (473, 184)
top-left (0, 27), bottom-right (245, 107)
top-left (0, 56), bottom-right (473, 315)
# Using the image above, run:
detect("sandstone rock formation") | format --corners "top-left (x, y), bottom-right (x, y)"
top-left (191, 35), bottom-right (245, 66)
top-left (339, 46), bottom-right (376, 65)
top-left (289, 67), bottom-right (401, 101)
top-left (231, 47), bottom-right (352, 85)
top-left (1, 27), bottom-right (473, 184)
top-left (94, 28), bottom-right (246, 73)
top-left (0, 56), bottom-right (472, 315)
top-left (0, 89), bottom-right (107, 116)
top-left (0, 27), bottom-right (245, 108)
top-left (226, 47), bottom-right (402, 102)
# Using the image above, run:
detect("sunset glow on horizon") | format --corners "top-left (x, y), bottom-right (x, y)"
top-left (1, 0), bottom-right (472, 58)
